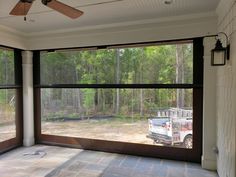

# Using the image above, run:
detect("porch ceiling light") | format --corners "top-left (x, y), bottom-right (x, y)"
top-left (211, 32), bottom-right (230, 66)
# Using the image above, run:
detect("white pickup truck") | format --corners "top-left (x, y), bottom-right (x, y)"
top-left (146, 108), bottom-right (193, 149)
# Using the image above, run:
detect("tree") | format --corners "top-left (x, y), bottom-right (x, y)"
top-left (40, 43), bottom-right (194, 119)
top-left (176, 45), bottom-right (185, 108)
top-left (115, 49), bottom-right (120, 114)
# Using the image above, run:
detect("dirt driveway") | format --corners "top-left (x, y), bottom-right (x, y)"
top-left (42, 118), bottom-right (155, 145)
top-left (0, 124), bottom-right (16, 142)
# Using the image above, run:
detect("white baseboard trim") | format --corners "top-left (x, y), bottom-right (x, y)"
top-left (201, 156), bottom-right (217, 170)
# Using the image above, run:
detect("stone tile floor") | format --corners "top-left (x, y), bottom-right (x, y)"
top-left (0, 145), bottom-right (218, 177)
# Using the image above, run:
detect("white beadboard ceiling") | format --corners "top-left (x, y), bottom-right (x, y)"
top-left (0, 0), bottom-right (219, 34)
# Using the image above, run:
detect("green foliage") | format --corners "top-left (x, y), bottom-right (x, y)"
top-left (0, 91), bottom-right (6, 104)
top-left (0, 49), bottom-right (14, 85)
top-left (0, 49), bottom-right (15, 107)
top-left (40, 44), bottom-right (193, 119)
top-left (82, 89), bottom-right (95, 112)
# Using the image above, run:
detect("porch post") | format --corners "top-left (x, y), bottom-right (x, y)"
top-left (202, 37), bottom-right (217, 170)
top-left (22, 51), bottom-right (35, 146)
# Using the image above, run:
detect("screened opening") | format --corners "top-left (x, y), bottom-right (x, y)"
top-left (41, 88), bottom-right (193, 148)
top-left (35, 38), bottom-right (203, 161)
top-left (0, 89), bottom-right (16, 142)
top-left (0, 48), bottom-right (15, 86)
top-left (40, 43), bottom-right (193, 85)
top-left (36, 41), bottom-right (198, 149)
top-left (0, 48), bottom-right (22, 150)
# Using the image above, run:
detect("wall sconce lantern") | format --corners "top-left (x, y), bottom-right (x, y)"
top-left (211, 32), bottom-right (230, 66)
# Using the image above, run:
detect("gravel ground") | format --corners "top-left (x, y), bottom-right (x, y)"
top-left (42, 119), bottom-right (154, 145)
top-left (0, 124), bottom-right (16, 142)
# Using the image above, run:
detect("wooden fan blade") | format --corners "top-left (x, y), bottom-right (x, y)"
top-left (10, 1), bottom-right (33, 16)
top-left (46, 0), bottom-right (83, 19)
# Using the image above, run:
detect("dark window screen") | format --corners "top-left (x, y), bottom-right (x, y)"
top-left (40, 43), bottom-right (193, 85)
top-left (0, 48), bottom-right (15, 86)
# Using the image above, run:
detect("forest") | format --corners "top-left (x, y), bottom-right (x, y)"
top-left (40, 43), bottom-right (193, 120)
top-left (0, 49), bottom-right (15, 125)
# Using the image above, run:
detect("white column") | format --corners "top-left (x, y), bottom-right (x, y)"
top-left (22, 51), bottom-right (35, 147)
top-left (201, 37), bottom-right (217, 170)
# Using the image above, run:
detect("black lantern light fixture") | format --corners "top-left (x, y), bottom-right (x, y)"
top-left (211, 32), bottom-right (230, 66)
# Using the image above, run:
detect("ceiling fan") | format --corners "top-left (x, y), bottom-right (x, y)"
top-left (10, 0), bottom-right (84, 19)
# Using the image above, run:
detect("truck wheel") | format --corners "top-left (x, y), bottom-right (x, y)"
top-left (183, 135), bottom-right (192, 149)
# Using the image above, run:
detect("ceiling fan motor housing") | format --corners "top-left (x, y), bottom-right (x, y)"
top-left (20, 0), bottom-right (34, 3)
top-left (41, 0), bottom-right (52, 5)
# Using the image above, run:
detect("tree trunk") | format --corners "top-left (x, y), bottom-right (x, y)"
top-left (140, 89), bottom-right (143, 117)
top-left (102, 90), bottom-right (106, 113)
top-left (115, 49), bottom-right (120, 114)
top-left (73, 57), bottom-right (81, 113)
top-left (77, 89), bottom-right (81, 113)
top-left (140, 49), bottom-right (144, 117)
top-left (176, 45), bottom-right (185, 108)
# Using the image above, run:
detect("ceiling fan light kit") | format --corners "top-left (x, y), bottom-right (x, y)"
top-left (10, 0), bottom-right (84, 19)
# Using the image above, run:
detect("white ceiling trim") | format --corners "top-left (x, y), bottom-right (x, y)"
top-left (0, 11), bottom-right (217, 50)
top-left (3, 11), bottom-right (217, 38)
top-left (25, 13), bottom-right (217, 50)
top-left (0, 24), bottom-right (25, 36)
top-left (0, 25), bottom-right (26, 49)
top-left (25, 20), bottom-right (217, 50)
